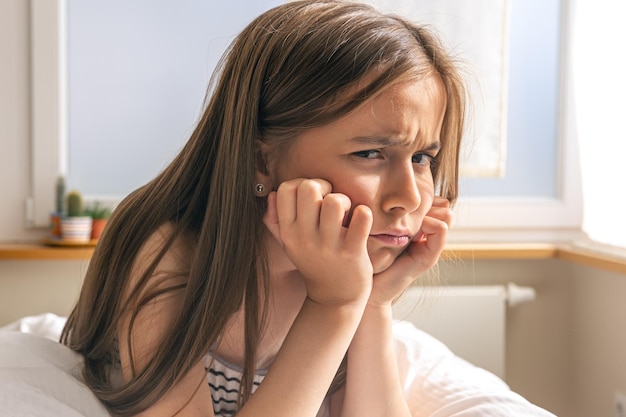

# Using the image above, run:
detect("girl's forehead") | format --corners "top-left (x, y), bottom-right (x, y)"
top-left (290, 74), bottom-right (447, 152)
top-left (346, 71), bottom-right (445, 113)
top-left (349, 75), bottom-right (446, 130)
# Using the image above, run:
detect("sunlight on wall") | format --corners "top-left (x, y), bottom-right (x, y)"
top-left (574, 0), bottom-right (626, 249)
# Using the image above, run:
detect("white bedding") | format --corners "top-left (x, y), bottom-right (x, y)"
top-left (0, 314), bottom-right (556, 416)
top-left (0, 317), bottom-right (109, 417)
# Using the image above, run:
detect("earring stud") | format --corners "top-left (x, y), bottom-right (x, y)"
top-left (255, 183), bottom-right (265, 194)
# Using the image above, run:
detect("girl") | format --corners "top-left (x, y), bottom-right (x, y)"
top-left (61, 1), bottom-right (553, 416)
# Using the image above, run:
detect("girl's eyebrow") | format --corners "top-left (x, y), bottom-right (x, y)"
top-left (350, 135), bottom-right (442, 151)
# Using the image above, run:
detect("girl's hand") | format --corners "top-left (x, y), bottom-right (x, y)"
top-left (263, 179), bottom-right (374, 307)
top-left (368, 196), bottom-right (453, 307)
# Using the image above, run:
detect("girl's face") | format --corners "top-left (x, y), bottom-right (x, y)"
top-left (270, 75), bottom-right (447, 274)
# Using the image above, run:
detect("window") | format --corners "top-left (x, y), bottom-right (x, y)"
top-left (29, 0), bottom-right (581, 243)
top-left (574, 0), bottom-right (626, 249)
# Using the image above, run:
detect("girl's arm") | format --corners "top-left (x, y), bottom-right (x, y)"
top-left (338, 197), bottom-right (453, 417)
top-left (239, 179), bottom-right (373, 417)
top-left (238, 297), bottom-right (365, 417)
top-left (340, 304), bottom-right (412, 417)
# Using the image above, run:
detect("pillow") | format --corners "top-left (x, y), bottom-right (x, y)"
top-left (0, 330), bottom-right (111, 417)
top-left (392, 321), bottom-right (556, 416)
top-left (1, 312), bottom-right (67, 341)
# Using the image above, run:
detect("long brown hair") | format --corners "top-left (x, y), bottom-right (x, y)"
top-left (61, 1), bottom-right (466, 415)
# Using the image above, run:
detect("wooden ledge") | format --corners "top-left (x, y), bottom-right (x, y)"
top-left (1, 242), bottom-right (625, 275)
top-left (442, 243), bottom-right (558, 260)
top-left (0, 243), bottom-right (94, 260)
top-left (0, 241), bottom-right (559, 261)
top-left (556, 245), bottom-right (626, 275)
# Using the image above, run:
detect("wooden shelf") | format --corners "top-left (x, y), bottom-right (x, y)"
top-left (1, 241), bottom-right (625, 275)
top-left (442, 243), bottom-right (558, 260)
top-left (557, 245), bottom-right (626, 275)
top-left (1, 242), bottom-right (557, 261)
top-left (0, 243), bottom-right (95, 260)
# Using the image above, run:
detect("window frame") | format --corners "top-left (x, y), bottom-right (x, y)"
top-left (450, 0), bottom-right (582, 242)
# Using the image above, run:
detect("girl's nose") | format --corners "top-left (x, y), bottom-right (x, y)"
top-left (381, 164), bottom-right (422, 213)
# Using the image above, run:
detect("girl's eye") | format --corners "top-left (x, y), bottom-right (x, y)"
top-left (353, 150), bottom-right (382, 159)
top-left (412, 153), bottom-right (435, 166)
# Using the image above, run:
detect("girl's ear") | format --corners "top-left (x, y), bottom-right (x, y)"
top-left (254, 140), bottom-right (273, 196)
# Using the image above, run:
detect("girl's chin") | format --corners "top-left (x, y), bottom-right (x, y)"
top-left (370, 253), bottom-right (398, 275)
top-left (368, 247), bottom-right (402, 274)
top-left (368, 243), bottom-right (407, 275)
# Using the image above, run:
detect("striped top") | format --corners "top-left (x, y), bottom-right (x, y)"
top-left (203, 352), bottom-right (331, 417)
top-left (107, 341), bottom-right (330, 415)
top-left (203, 352), bottom-right (267, 416)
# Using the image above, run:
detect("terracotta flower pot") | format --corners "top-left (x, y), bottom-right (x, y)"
top-left (50, 212), bottom-right (62, 238)
top-left (90, 218), bottom-right (108, 240)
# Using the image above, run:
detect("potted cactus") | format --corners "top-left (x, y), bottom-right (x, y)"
top-left (60, 190), bottom-right (93, 242)
top-left (85, 201), bottom-right (112, 240)
top-left (50, 176), bottom-right (65, 238)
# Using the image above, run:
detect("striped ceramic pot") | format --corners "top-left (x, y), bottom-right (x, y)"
top-left (60, 217), bottom-right (93, 242)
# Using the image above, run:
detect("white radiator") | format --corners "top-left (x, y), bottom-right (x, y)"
top-left (391, 284), bottom-right (536, 379)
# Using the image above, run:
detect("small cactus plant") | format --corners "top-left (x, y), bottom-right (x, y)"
top-left (66, 190), bottom-right (84, 217)
top-left (61, 189), bottom-right (93, 242)
top-left (55, 176), bottom-right (65, 214)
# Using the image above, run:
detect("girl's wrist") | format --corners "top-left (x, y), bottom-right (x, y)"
top-left (361, 301), bottom-right (394, 325)
top-left (303, 294), bottom-right (368, 319)
top-left (304, 283), bottom-right (372, 311)
top-left (364, 295), bottom-right (395, 312)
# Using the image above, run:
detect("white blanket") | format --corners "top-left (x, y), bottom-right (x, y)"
top-left (0, 314), bottom-right (556, 416)
top-left (0, 321), bottom-right (109, 416)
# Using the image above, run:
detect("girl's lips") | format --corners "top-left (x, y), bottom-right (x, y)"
top-left (370, 234), bottom-right (411, 246)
